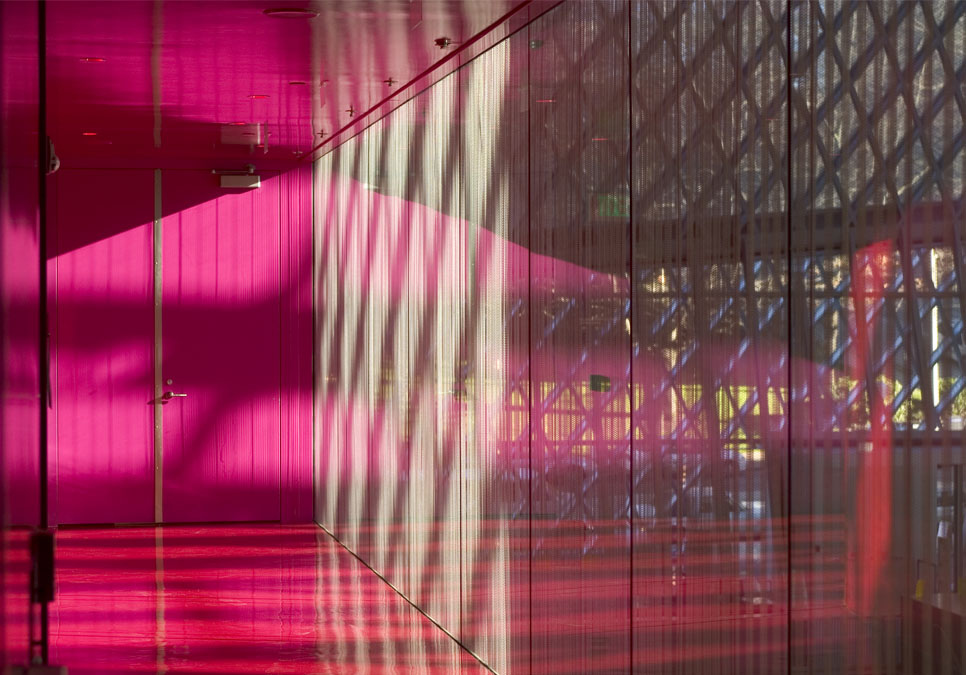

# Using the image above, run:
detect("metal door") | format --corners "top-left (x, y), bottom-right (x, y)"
top-left (159, 170), bottom-right (281, 522)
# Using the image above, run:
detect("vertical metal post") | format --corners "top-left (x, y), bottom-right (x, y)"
top-left (153, 168), bottom-right (163, 523)
top-left (34, 0), bottom-right (54, 667)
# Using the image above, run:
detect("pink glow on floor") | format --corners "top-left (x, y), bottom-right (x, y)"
top-left (39, 525), bottom-right (487, 674)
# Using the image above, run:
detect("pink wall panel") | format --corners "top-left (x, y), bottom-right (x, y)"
top-left (161, 171), bottom-right (281, 523)
top-left (279, 165), bottom-right (314, 523)
top-left (1, 1), bottom-right (40, 529)
top-left (1, 0), bottom-right (39, 666)
top-left (52, 169), bottom-right (155, 525)
top-left (48, 166), bottom-right (311, 526)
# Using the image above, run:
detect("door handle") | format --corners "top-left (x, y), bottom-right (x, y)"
top-left (162, 391), bottom-right (187, 400)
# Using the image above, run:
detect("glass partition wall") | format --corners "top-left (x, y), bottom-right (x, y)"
top-left (314, 1), bottom-right (966, 673)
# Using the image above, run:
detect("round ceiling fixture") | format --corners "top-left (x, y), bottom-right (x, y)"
top-left (262, 8), bottom-right (318, 19)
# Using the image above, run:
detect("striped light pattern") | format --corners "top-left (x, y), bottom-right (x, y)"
top-left (316, 1), bottom-right (966, 673)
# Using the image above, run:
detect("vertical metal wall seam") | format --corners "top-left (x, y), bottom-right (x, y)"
top-left (38, 0), bottom-right (49, 532)
top-left (151, 0), bottom-right (163, 524)
top-left (526, 16), bottom-right (533, 675)
top-left (279, 170), bottom-right (285, 521)
top-left (153, 168), bottom-right (163, 523)
top-left (457, 61), bottom-right (464, 646)
top-left (785, 1), bottom-right (794, 673)
top-left (312, 160), bottom-right (318, 525)
top-left (38, 0), bottom-right (51, 664)
top-left (626, 2), bottom-right (634, 672)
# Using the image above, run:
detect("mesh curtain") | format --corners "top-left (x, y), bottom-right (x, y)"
top-left (315, 2), bottom-right (966, 673)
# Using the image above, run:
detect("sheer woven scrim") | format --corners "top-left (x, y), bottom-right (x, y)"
top-left (1, 1), bottom-right (41, 664)
top-left (315, 147), bottom-right (340, 537)
top-left (631, 3), bottom-right (789, 673)
top-left (459, 32), bottom-right (530, 675)
top-left (314, 1), bottom-right (966, 673)
top-left (527, 3), bottom-right (631, 674)
top-left (380, 99), bottom-right (420, 599)
top-left (791, 2), bottom-right (966, 673)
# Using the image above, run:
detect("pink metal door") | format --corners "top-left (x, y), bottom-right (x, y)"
top-left (160, 171), bottom-right (281, 522)
top-left (52, 169), bottom-right (156, 525)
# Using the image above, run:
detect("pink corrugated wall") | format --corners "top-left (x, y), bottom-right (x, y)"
top-left (48, 166), bottom-right (313, 525)
top-left (161, 170), bottom-right (281, 522)
top-left (280, 164), bottom-right (314, 523)
top-left (1, 0), bottom-right (40, 667)
top-left (51, 169), bottom-right (155, 524)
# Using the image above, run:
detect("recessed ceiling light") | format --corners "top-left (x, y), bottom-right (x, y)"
top-left (82, 132), bottom-right (98, 136)
top-left (249, 94), bottom-right (269, 99)
top-left (263, 8), bottom-right (318, 19)
top-left (536, 99), bottom-right (555, 103)
top-left (80, 57), bottom-right (106, 63)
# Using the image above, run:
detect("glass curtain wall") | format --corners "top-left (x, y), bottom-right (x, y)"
top-left (315, 1), bottom-right (966, 673)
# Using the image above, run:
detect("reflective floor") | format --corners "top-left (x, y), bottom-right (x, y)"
top-left (11, 525), bottom-right (487, 674)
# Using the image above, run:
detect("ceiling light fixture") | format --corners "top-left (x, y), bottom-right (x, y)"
top-left (80, 57), bottom-right (106, 63)
top-left (82, 132), bottom-right (97, 136)
top-left (263, 8), bottom-right (318, 18)
top-left (249, 94), bottom-right (270, 99)
top-left (228, 121), bottom-right (247, 126)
